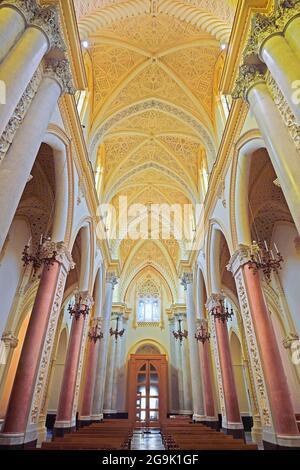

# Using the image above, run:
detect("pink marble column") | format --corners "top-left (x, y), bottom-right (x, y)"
top-left (243, 264), bottom-right (299, 436)
top-left (215, 318), bottom-right (241, 427)
top-left (2, 261), bottom-right (60, 435)
top-left (199, 340), bottom-right (216, 420)
top-left (79, 332), bottom-right (99, 424)
top-left (55, 313), bottom-right (86, 431)
top-left (54, 291), bottom-right (93, 433)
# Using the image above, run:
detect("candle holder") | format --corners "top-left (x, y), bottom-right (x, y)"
top-left (210, 298), bottom-right (233, 323)
top-left (22, 235), bottom-right (56, 275)
top-left (88, 319), bottom-right (103, 343)
top-left (110, 316), bottom-right (125, 342)
top-left (173, 319), bottom-right (188, 345)
top-left (68, 291), bottom-right (93, 321)
top-left (248, 240), bottom-right (284, 281)
top-left (195, 324), bottom-right (210, 344)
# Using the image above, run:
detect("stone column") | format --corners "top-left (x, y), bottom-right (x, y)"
top-left (241, 73), bottom-right (300, 234)
top-left (168, 317), bottom-right (180, 413)
top-left (181, 272), bottom-right (205, 422)
top-left (78, 318), bottom-right (102, 426)
top-left (206, 294), bottom-right (243, 436)
top-left (54, 292), bottom-right (94, 435)
top-left (285, 16), bottom-right (300, 61)
top-left (111, 314), bottom-right (125, 413)
top-left (0, 5), bottom-right (26, 63)
top-left (116, 317), bottom-right (128, 414)
top-left (0, 60), bottom-right (74, 253)
top-left (0, 26), bottom-right (49, 137)
top-left (260, 34), bottom-right (300, 124)
top-left (228, 246), bottom-right (300, 449)
top-left (91, 273), bottom-right (117, 421)
top-left (0, 242), bottom-right (74, 447)
top-left (173, 316), bottom-right (184, 413)
top-left (177, 315), bottom-right (192, 414)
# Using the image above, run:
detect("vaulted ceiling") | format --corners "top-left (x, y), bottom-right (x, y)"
top-left (74, 0), bottom-right (237, 297)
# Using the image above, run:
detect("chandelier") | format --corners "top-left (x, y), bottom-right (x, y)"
top-left (210, 298), bottom-right (233, 323)
top-left (22, 235), bottom-right (56, 275)
top-left (68, 292), bottom-right (91, 321)
top-left (173, 319), bottom-right (188, 344)
top-left (88, 319), bottom-right (103, 343)
top-left (195, 323), bottom-right (210, 344)
top-left (110, 316), bottom-right (125, 342)
top-left (248, 240), bottom-right (284, 281)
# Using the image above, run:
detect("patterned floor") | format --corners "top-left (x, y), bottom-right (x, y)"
top-left (131, 428), bottom-right (165, 450)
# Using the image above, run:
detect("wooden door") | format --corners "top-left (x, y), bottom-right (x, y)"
top-left (128, 354), bottom-right (168, 426)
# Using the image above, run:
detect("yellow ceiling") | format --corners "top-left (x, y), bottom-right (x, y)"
top-left (75, 1), bottom-right (237, 293)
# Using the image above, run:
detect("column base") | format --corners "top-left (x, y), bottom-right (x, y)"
top-left (263, 433), bottom-right (300, 449)
top-left (77, 417), bottom-right (91, 428)
top-left (204, 417), bottom-right (220, 431)
top-left (193, 414), bottom-right (206, 422)
top-left (53, 419), bottom-right (76, 437)
top-left (0, 432), bottom-right (37, 449)
top-left (221, 421), bottom-right (245, 440)
top-left (90, 413), bottom-right (103, 423)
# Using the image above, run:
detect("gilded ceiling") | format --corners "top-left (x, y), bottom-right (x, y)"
top-left (75, 0), bottom-right (237, 294)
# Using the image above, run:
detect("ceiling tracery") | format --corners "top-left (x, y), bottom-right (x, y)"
top-left (75, 1), bottom-right (237, 298)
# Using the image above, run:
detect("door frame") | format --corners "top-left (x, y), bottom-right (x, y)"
top-left (127, 354), bottom-right (168, 425)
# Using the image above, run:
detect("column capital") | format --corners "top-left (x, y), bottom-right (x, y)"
top-left (74, 290), bottom-right (94, 309)
top-left (106, 272), bottom-right (118, 289)
top-left (282, 332), bottom-right (299, 349)
top-left (44, 59), bottom-right (75, 95)
top-left (1, 331), bottom-right (18, 349)
top-left (232, 64), bottom-right (266, 101)
top-left (206, 293), bottom-right (225, 311)
top-left (181, 272), bottom-right (193, 291)
top-left (40, 240), bottom-right (75, 273)
top-left (227, 245), bottom-right (252, 276)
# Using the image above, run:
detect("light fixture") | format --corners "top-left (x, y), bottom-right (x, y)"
top-left (195, 323), bottom-right (210, 344)
top-left (88, 319), bottom-right (103, 343)
top-left (248, 240), bottom-right (284, 282)
top-left (82, 40), bottom-right (89, 49)
top-left (210, 298), bottom-right (233, 323)
top-left (22, 234), bottom-right (56, 275)
top-left (110, 316), bottom-right (125, 342)
top-left (173, 319), bottom-right (188, 345)
top-left (220, 42), bottom-right (227, 51)
top-left (68, 291), bottom-right (91, 321)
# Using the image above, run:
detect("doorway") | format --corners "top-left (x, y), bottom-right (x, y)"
top-left (128, 354), bottom-right (168, 426)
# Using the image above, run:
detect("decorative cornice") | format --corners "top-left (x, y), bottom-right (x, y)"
top-left (44, 59), bottom-right (76, 95)
top-left (40, 240), bottom-right (74, 272)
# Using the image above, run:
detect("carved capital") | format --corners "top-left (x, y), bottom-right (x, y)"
top-left (181, 272), bottom-right (193, 290)
top-left (232, 64), bottom-right (266, 100)
top-left (106, 272), bottom-right (118, 289)
top-left (1, 0), bottom-right (36, 23)
top-left (74, 291), bottom-right (94, 309)
top-left (44, 59), bottom-right (76, 95)
top-left (1, 331), bottom-right (18, 349)
top-left (206, 293), bottom-right (225, 311)
top-left (40, 241), bottom-right (75, 273)
top-left (227, 245), bottom-right (251, 276)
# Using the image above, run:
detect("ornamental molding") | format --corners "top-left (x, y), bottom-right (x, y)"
top-left (235, 270), bottom-right (273, 429)
top-left (40, 240), bottom-right (75, 273)
top-left (44, 59), bottom-right (76, 95)
top-left (266, 72), bottom-right (300, 153)
top-left (0, 67), bottom-right (43, 163)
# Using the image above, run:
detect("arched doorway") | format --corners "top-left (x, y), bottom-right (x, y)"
top-left (128, 350), bottom-right (168, 427)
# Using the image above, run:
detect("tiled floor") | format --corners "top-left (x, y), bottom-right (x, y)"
top-left (131, 428), bottom-right (165, 450)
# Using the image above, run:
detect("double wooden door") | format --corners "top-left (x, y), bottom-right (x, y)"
top-left (128, 354), bottom-right (168, 426)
